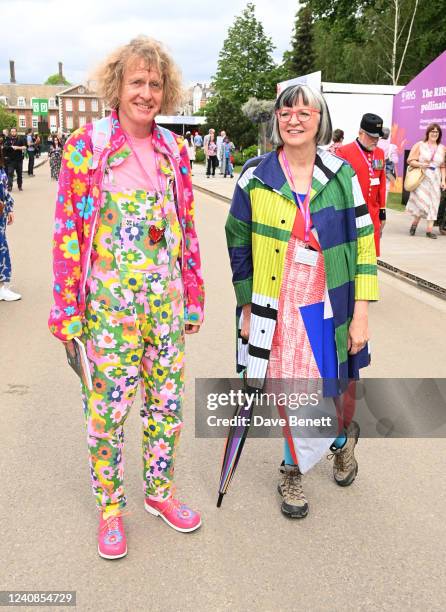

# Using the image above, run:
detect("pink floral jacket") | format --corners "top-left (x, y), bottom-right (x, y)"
top-left (48, 110), bottom-right (205, 341)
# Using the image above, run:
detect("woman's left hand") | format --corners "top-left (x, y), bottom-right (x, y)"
top-left (185, 324), bottom-right (200, 334)
top-left (7, 212), bottom-right (14, 225)
top-left (348, 315), bottom-right (369, 355)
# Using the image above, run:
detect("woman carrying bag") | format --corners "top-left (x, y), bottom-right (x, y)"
top-left (406, 123), bottom-right (446, 238)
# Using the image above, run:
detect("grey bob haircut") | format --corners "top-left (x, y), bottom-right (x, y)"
top-left (270, 84), bottom-right (332, 147)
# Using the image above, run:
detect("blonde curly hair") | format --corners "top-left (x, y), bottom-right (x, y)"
top-left (92, 36), bottom-right (183, 114)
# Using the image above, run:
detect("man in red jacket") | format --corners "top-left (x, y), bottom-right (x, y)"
top-left (337, 113), bottom-right (386, 256)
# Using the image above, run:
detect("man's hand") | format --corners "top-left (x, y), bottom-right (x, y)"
top-left (64, 340), bottom-right (76, 357)
top-left (185, 324), bottom-right (200, 334)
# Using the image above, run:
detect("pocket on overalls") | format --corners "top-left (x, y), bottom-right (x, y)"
top-left (84, 303), bottom-right (141, 351)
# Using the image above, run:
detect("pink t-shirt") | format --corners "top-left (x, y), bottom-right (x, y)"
top-left (112, 133), bottom-right (164, 191)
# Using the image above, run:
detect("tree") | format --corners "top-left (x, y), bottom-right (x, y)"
top-left (204, 95), bottom-right (257, 149)
top-left (213, 2), bottom-right (277, 103)
top-left (45, 74), bottom-right (71, 86)
top-left (308, 0), bottom-right (439, 85)
top-left (282, 2), bottom-right (316, 80)
top-left (0, 103), bottom-right (17, 131)
top-left (208, 2), bottom-right (279, 147)
top-left (241, 98), bottom-right (274, 153)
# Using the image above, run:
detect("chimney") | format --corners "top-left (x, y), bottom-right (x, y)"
top-left (9, 60), bottom-right (16, 84)
top-left (58, 62), bottom-right (63, 79)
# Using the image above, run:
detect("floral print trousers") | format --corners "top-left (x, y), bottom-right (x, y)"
top-left (81, 186), bottom-right (185, 513)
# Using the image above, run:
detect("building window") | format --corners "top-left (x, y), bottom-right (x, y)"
top-left (49, 115), bottom-right (57, 131)
top-left (79, 116), bottom-right (86, 127)
top-left (91, 99), bottom-right (98, 112)
top-left (48, 97), bottom-right (56, 109)
top-left (66, 99), bottom-right (72, 112)
top-left (19, 115), bottom-right (26, 128)
top-left (17, 96), bottom-right (26, 107)
top-left (32, 116), bottom-right (38, 129)
top-left (66, 116), bottom-right (73, 130)
top-left (78, 99), bottom-right (85, 112)
top-left (0, 96), bottom-right (8, 106)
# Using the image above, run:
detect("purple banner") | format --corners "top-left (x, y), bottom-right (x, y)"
top-left (391, 50), bottom-right (446, 191)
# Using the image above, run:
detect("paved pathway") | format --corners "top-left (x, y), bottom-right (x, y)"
top-left (1, 163), bottom-right (445, 611)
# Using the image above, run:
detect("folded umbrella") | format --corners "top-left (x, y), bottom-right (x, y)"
top-left (217, 395), bottom-right (255, 508)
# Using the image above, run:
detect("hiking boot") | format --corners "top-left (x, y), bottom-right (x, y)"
top-left (98, 512), bottom-right (127, 560)
top-left (328, 421), bottom-right (360, 486)
top-left (278, 463), bottom-right (309, 519)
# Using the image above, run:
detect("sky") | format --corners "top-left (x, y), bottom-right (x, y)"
top-left (0, 0), bottom-right (299, 87)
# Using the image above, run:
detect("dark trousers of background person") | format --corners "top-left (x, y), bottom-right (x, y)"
top-left (206, 155), bottom-right (218, 177)
top-left (27, 151), bottom-right (35, 175)
top-left (7, 159), bottom-right (23, 190)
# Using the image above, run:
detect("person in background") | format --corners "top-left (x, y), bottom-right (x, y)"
top-left (328, 129), bottom-right (344, 154)
top-left (49, 135), bottom-right (63, 180)
top-left (193, 131), bottom-right (203, 148)
top-left (0, 141), bottom-right (21, 301)
top-left (35, 134), bottom-right (41, 158)
top-left (203, 128), bottom-right (215, 164)
top-left (184, 131), bottom-right (196, 174)
top-left (48, 35), bottom-right (205, 560)
top-left (406, 123), bottom-right (446, 238)
top-left (4, 127), bottom-right (26, 192)
top-left (378, 127), bottom-right (398, 196)
top-left (223, 136), bottom-right (234, 178)
top-left (205, 131), bottom-right (218, 177)
top-left (337, 114), bottom-right (386, 256)
top-left (225, 84), bottom-right (378, 520)
top-left (217, 130), bottom-right (226, 175)
top-left (26, 128), bottom-right (35, 177)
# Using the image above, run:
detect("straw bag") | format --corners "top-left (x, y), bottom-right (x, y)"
top-left (404, 166), bottom-right (425, 192)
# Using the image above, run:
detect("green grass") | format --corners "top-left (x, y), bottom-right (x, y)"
top-left (386, 192), bottom-right (405, 212)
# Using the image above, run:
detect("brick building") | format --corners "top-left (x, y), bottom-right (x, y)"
top-left (57, 84), bottom-right (106, 132)
top-left (0, 60), bottom-right (105, 134)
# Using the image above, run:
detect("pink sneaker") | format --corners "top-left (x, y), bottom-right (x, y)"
top-left (98, 513), bottom-right (127, 559)
top-left (144, 496), bottom-right (202, 533)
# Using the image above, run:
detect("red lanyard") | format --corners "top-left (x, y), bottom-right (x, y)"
top-left (355, 141), bottom-right (375, 177)
top-left (281, 149), bottom-right (313, 244)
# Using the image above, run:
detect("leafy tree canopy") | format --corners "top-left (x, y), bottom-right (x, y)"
top-left (0, 103), bottom-right (17, 131)
top-left (204, 95), bottom-right (257, 149)
top-left (45, 74), bottom-right (71, 85)
top-left (212, 2), bottom-right (278, 104)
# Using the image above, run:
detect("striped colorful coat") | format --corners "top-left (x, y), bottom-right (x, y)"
top-left (225, 148), bottom-right (379, 389)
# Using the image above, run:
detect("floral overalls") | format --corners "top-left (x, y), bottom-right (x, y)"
top-left (82, 158), bottom-right (185, 513)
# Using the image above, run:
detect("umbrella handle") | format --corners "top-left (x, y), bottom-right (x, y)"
top-left (217, 493), bottom-right (224, 508)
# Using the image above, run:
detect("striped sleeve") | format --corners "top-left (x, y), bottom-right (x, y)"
top-left (351, 173), bottom-right (379, 301)
top-left (225, 175), bottom-right (253, 306)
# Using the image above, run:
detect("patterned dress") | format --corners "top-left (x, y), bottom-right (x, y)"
top-left (406, 142), bottom-right (446, 221)
top-left (49, 145), bottom-right (62, 180)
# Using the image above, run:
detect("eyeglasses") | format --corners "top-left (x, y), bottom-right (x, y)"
top-left (430, 130), bottom-right (439, 134)
top-left (276, 107), bottom-right (320, 123)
